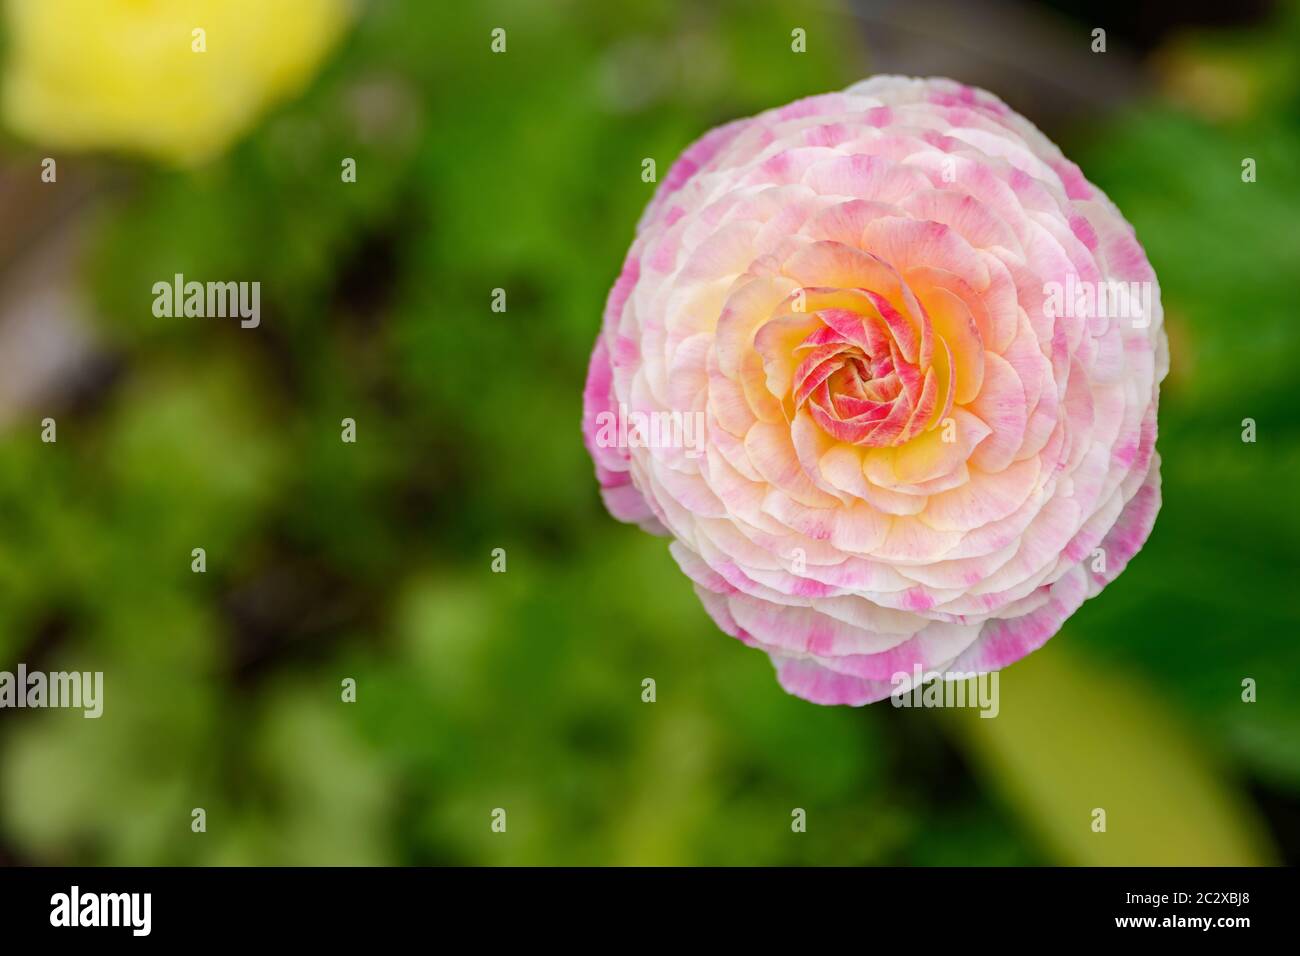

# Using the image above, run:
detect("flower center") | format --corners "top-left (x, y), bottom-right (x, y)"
top-left (790, 305), bottom-right (928, 448)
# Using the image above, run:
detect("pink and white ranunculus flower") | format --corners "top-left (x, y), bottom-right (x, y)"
top-left (583, 77), bottom-right (1167, 705)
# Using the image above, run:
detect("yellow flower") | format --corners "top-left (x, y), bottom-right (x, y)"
top-left (3, 0), bottom-right (356, 165)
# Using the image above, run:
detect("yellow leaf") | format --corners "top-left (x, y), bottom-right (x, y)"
top-left (944, 638), bottom-right (1275, 865)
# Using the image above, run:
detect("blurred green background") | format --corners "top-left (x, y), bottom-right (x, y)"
top-left (0, 0), bottom-right (1296, 865)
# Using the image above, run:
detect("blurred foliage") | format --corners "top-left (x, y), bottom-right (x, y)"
top-left (1067, 6), bottom-right (1300, 799)
top-left (949, 646), bottom-right (1274, 865)
top-left (0, 0), bottom-right (1296, 865)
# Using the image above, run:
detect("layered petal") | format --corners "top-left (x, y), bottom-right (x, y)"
top-left (584, 75), bottom-right (1166, 706)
